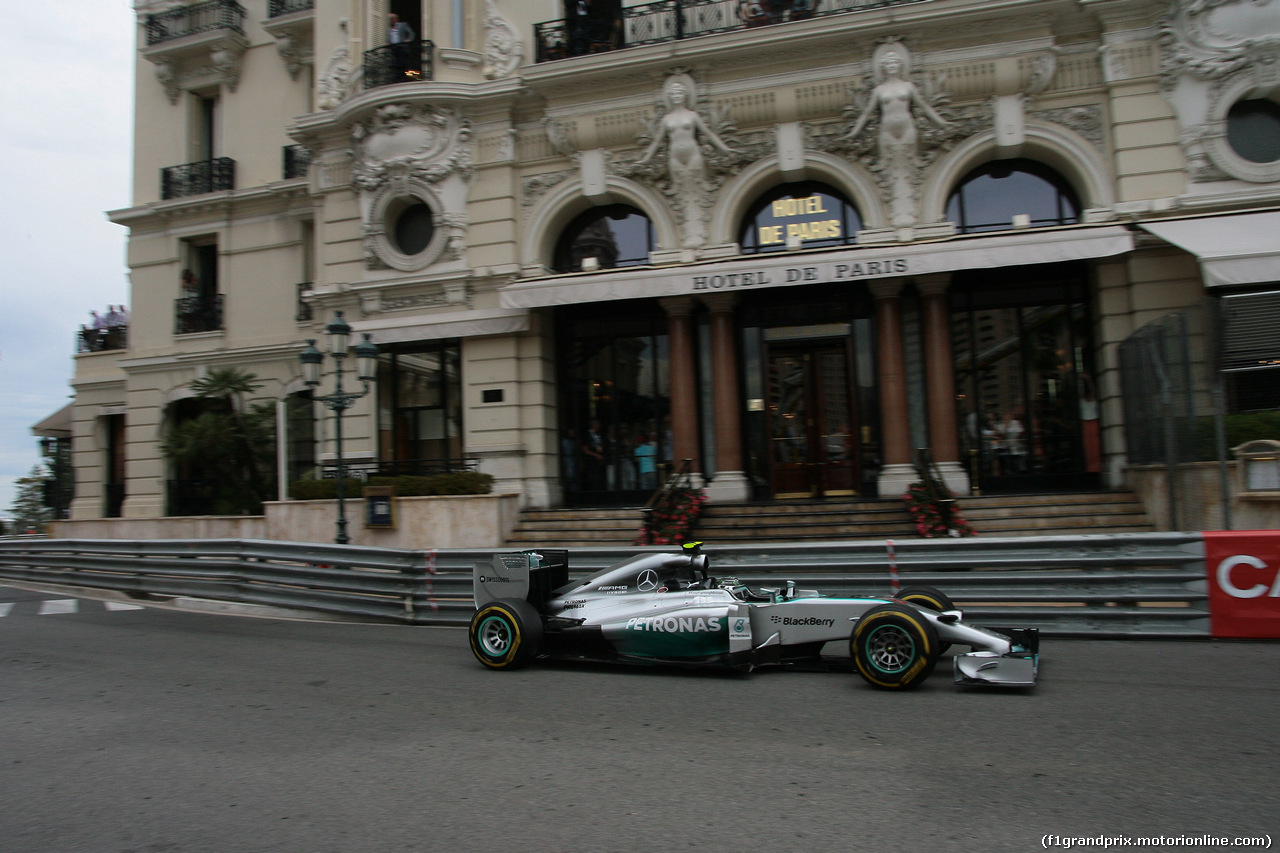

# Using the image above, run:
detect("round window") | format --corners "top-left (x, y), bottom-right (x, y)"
top-left (1227, 99), bottom-right (1280, 165)
top-left (392, 202), bottom-right (435, 256)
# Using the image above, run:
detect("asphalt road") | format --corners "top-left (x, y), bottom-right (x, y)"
top-left (2, 585), bottom-right (1277, 853)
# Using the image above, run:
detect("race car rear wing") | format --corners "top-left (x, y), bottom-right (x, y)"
top-left (474, 549), bottom-right (569, 609)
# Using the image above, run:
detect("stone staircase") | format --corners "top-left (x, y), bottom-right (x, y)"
top-left (502, 490), bottom-right (1157, 548)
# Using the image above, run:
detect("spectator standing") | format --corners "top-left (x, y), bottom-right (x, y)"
top-left (387, 13), bottom-right (416, 78)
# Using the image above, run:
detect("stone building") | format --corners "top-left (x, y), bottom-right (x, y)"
top-left (65, 0), bottom-right (1280, 529)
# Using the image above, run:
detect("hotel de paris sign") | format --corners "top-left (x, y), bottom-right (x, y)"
top-left (500, 226), bottom-right (1134, 309)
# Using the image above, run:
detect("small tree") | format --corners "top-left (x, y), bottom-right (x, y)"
top-left (161, 367), bottom-right (277, 515)
top-left (10, 464), bottom-right (53, 533)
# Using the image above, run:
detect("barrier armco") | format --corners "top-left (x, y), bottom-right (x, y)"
top-left (0, 533), bottom-right (1221, 638)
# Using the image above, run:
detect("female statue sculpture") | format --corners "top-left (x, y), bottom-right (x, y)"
top-left (636, 74), bottom-right (735, 247)
top-left (845, 42), bottom-right (951, 227)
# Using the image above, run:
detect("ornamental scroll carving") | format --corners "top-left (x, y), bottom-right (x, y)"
top-left (351, 104), bottom-right (474, 272)
top-left (1158, 0), bottom-right (1280, 183)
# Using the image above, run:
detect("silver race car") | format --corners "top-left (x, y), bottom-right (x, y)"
top-left (469, 543), bottom-right (1038, 690)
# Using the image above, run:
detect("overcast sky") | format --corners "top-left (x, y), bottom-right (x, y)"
top-left (0, 1), bottom-right (135, 518)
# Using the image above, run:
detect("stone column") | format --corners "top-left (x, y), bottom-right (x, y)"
top-left (659, 296), bottom-right (702, 485)
top-left (917, 273), bottom-right (970, 495)
top-left (700, 293), bottom-right (749, 502)
top-left (868, 278), bottom-right (916, 497)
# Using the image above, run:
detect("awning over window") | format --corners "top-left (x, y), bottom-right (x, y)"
top-left (353, 308), bottom-right (529, 344)
top-left (501, 225), bottom-right (1134, 308)
top-left (1140, 213), bottom-right (1280, 288)
top-left (31, 402), bottom-right (73, 438)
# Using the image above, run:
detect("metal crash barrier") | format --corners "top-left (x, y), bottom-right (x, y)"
top-left (0, 533), bottom-right (1211, 637)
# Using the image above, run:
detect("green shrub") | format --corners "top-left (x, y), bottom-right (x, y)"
top-left (289, 471), bottom-right (494, 500)
top-left (1191, 410), bottom-right (1280, 460)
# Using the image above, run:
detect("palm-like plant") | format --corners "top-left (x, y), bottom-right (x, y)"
top-left (161, 367), bottom-right (277, 515)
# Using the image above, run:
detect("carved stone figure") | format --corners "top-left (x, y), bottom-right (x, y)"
top-left (635, 74), bottom-right (736, 248)
top-left (316, 43), bottom-right (352, 111)
top-left (482, 0), bottom-right (523, 80)
top-left (637, 76), bottom-right (735, 186)
top-left (844, 42), bottom-right (952, 227)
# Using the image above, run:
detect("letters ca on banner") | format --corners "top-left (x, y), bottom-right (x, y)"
top-left (1204, 530), bottom-right (1280, 639)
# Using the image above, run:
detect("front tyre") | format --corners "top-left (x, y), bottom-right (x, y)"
top-left (469, 599), bottom-right (543, 670)
top-left (851, 603), bottom-right (940, 690)
top-left (894, 585), bottom-right (955, 655)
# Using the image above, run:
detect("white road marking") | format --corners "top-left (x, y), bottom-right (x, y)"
top-left (0, 602), bottom-right (13, 617)
top-left (105, 601), bottom-right (145, 611)
top-left (38, 599), bottom-right (79, 615)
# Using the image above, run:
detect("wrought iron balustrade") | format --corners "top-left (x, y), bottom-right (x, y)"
top-left (146, 0), bottom-right (246, 46)
top-left (283, 144), bottom-right (312, 180)
top-left (161, 157), bottom-right (235, 200)
top-left (268, 0), bottom-right (314, 17)
top-left (363, 40), bottom-right (434, 89)
top-left (76, 325), bottom-right (128, 354)
top-left (535, 0), bottom-right (917, 62)
top-left (175, 294), bottom-right (225, 335)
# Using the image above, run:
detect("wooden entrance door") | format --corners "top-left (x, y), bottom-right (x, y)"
top-left (767, 344), bottom-right (857, 498)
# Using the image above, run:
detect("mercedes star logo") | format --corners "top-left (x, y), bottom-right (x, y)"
top-left (637, 569), bottom-right (660, 592)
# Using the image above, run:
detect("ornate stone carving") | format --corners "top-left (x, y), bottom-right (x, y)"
top-left (351, 104), bottom-right (474, 192)
top-left (1030, 105), bottom-right (1106, 150)
top-left (316, 42), bottom-right (352, 111)
top-left (482, 0), bottom-right (523, 80)
top-left (352, 104), bottom-right (474, 272)
top-left (827, 41), bottom-right (966, 227)
top-left (1159, 0), bottom-right (1280, 183)
top-left (521, 171), bottom-right (572, 210)
top-left (617, 71), bottom-right (755, 249)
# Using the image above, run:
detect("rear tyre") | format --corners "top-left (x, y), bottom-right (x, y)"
top-left (469, 599), bottom-right (543, 670)
top-left (851, 603), bottom-right (940, 690)
top-left (894, 585), bottom-right (955, 654)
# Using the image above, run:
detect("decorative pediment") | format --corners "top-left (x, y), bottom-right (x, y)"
top-left (352, 104), bottom-right (474, 193)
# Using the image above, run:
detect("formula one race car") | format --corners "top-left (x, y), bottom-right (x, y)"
top-left (469, 543), bottom-right (1038, 690)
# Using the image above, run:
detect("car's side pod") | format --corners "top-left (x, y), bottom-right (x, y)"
top-left (474, 549), bottom-right (570, 609)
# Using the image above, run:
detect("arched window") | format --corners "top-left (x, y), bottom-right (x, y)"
top-left (552, 204), bottom-right (655, 273)
top-left (739, 182), bottom-right (862, 254)
top-left (946, 159), bottom-right (1080, 234)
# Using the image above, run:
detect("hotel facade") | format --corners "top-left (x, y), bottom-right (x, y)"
top-left (66, 0), bottom-right (1280, 528)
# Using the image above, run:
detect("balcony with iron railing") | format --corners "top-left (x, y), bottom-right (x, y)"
top-left (76, 324), bottom-right (129, 354)
top-left (161, 157), bottom-right (235, 200)
top-left (363, 40), bottom-right (434, 89)
top-left (534, 0), bottom-right (917, 62)
top-left (146, 0), bottom-right (246, 46)
top-left (175, 294), bottom-right (225, 335)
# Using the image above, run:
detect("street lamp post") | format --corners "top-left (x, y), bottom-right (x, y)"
top-left (300, 311), bottom-right (380, 544)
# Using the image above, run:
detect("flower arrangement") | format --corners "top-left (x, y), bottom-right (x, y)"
top-left (635, 487), bottom-right (708, 545)
top-left (902, 481), bottom-right (976, 538)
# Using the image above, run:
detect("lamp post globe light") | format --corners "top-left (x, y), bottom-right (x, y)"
top-left (300, 311), bottom-right (379, 544)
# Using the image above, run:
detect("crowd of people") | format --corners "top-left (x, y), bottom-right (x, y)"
top-left (563, 421), bottom-right (670, 493)
top-left (78, 305), bottom-right (130, 353)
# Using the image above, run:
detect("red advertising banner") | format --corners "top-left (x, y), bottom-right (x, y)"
top-left (1204, 530), bottom-right (1280, 639)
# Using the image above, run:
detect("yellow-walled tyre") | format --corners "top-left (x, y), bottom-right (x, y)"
top-left (851, 603), bottom-right (940, 690)
top-left (894, 585), bottom-right (955, 655)
top-left (893, 585), bottom-right (954, 613)
top-left (469, 599), bottom-right (543, 670)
